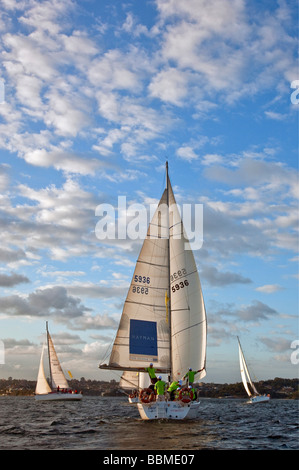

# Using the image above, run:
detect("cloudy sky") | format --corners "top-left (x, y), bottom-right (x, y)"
top-left (0, 0), bottom-right (298, 384)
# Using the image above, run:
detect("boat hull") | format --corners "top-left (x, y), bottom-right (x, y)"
top-left (35, 393), bottom-right (82, 401)
top-left (128, 396), bottom-right (139, 404)
top-left (248, 395), bottom-right (270, 404)
top-left (136, 400), bottom-right (200, 420)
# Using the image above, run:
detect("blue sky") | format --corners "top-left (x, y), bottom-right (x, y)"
top-left (0, 0), bottom-right (298, 384)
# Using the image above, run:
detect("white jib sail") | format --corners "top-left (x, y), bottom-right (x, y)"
top-left (119, 371), bottom-right (149, 390)
top-left (108, 190), bottom-right (170, 372)
top-left (242, 349), bottom-right (259, 395)
top-left (35, 345), bottom-right (51, 395)
top-left (238, 339), bottom-right (260, 396)
top-left (238, 342), bottom-right (252, 397)
top-left (47, 332), bottom-right (69, 389)
top-left (168, 178), bottom-right (207, 382)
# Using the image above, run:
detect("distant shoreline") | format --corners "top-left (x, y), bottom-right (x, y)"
top-left (1, 377), bottom-right (298, 399)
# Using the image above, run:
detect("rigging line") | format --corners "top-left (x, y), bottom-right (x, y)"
top-left (125, 299), bottom-right (166, 308)
top-left (99, 334), bottom-right (116, 365)
top-left (171, 319), bottom-right (206, 337)
top-left (170, 269), bottom-right (197, 284)
top-left (144, 285), bottom-right (170, 291)
top-left (113, 341), bottom-right (170, 350)
top-left (146, 235), bottom-right (169, 240)
top-left (169, 222), bottom-right (183, 230)
top-left (149, 222), bottom-right (168, 229)
top-left (124, 297), bottom-right (169, 314)
top-left (119, 375), bottom-right (141, 390)
top-left (171, 308), bottom-right (190, 312)
top-left (137, 260), bottom-right (168, 268)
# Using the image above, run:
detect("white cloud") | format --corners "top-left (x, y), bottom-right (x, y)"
top-left (148, 68), bottom-right (189, 105)
top-left (88, 49), bottom-right (141, 92)
top-left (0, 286), bottom-right (91, 318)
top-left (204, 158), bottom-right (299, 199)
top-left (255, 284), bottom-right (284, 294)
top-left (176, 146), bottom-right (198, 161)
top-left (200, 265), bottom-right (252, 287)
top-left (265, 111), bottom-right (288, 120)
top-left (201, 154), bottom-right (224, 166)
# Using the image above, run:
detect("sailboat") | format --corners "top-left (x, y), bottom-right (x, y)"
top-left (119, 370), bottom-right (149, 403)
top-left (99, 162), bottom-right (207, 419)
top-left (35, 322), bottom-right (82, 401)
top-left (238, 337), bottom-right (270, 404)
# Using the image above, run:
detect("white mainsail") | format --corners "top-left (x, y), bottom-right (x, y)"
top-left (106, 189), bottom-right (170, 373)
top-left (100, 163), bottom-right (207, 385)
top-left (238, 337), bottom-right (259, 397)
top-left (47, 326), bottom-right (69, 390)
top-left (35, 344), bottom-right (51, 395)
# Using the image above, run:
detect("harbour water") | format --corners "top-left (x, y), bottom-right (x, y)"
top-left (0, 396), bottom-right (297, 451)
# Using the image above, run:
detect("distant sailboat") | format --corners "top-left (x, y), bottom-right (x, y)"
top-left (100, 162), bottom-right (207, 419)
top-left (238, 337), bottom-right (270, 404)
top-left (35, 322), bottom-right (82, 401)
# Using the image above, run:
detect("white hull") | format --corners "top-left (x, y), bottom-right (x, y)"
top-left (136, 400), bottom-right (200, 420)
top-left (35, 392), bottom-right (82, 401)
top-left (248, 395), bottom-right (270, 404)
top-left (128, 396), bottom-right (139, 404)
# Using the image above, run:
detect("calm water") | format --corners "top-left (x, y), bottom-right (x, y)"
top-left (0, 396), bottom-right (298, 451)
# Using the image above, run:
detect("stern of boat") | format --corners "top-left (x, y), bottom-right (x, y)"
top-left (136, 400), bottom-right (200, 420)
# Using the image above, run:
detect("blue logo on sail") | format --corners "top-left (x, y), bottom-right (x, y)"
top-left (129, 319), bottom-right (158, 361)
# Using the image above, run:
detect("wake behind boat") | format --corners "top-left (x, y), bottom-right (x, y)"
top-left (35, 322), bottom-right (82, 401)
top-left (99, 162), bottom-right (207, 420)
top-left (238, 337), bottom-right (270, 404)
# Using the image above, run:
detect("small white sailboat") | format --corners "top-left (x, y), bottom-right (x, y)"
top-left (100, 162), bottom-right (207, 419)
top-left (238, 337), bottom-right (270, 404)
top-left (35, 322), bottom-right (82, 401)
top-left (119, 370), bottom-right (149, 403)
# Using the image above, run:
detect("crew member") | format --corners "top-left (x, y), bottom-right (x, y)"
top-left (154, 376), bottom-right (166, 401)
top-left (145, 363), bottom-right (158, 386)
top-left (183, 367), bottom-right (204, 387)
top-left (189, 385), bottom-right (197, 401)
top-left (167, 380), bottom-right (179, 401)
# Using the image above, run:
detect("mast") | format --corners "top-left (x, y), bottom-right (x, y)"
top-left (166, 161), bottom-right (172, 381)
top-left (46, 321), bottom-right (52, 389)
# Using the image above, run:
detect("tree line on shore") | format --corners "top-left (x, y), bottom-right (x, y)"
top-left (0, 376), bottom-right (298, 399)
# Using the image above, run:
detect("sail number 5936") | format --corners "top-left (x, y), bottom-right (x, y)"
top-left (172, 279), bottom-right (189, 293)
top-left (132, 285), bottom-right (149, 294)
top-left (134, 275), bottom-right (150, 284)
top-left (170, 268), bottom-right (187, 282)
top-left (132, 274), bottom-right (150, 295)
